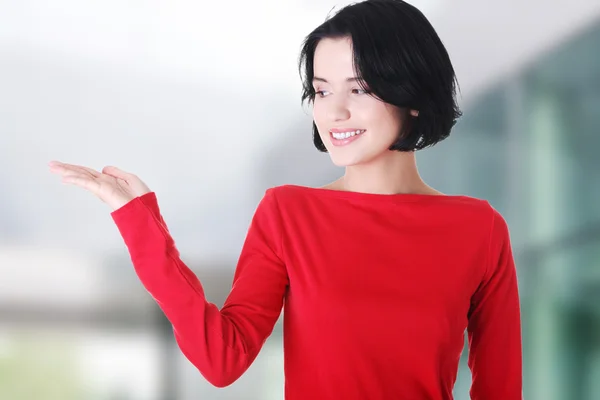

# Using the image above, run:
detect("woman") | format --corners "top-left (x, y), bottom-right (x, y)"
top-left (49, 0), bottom-right (523, 399)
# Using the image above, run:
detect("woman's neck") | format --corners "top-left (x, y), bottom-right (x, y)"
top-left (326, 151), bottom-right (443, 196)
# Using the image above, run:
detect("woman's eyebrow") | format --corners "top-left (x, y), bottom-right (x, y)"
top-left (312, 76), bottom-right (362, 83)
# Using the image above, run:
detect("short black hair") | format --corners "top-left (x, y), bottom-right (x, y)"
top-left (298, 0), bottom-right (462, 152)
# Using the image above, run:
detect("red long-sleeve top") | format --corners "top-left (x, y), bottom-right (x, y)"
top-left (111, 184), bottom-right (523, 399)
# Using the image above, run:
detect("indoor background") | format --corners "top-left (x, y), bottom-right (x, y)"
top-left (1, 0), bottom-right (599, 399)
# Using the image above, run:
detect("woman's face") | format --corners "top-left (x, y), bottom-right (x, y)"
top-left (312, 37), bottom-right (406, 167)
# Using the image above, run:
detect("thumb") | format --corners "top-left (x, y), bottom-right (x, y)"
top-left (102, 166), bottom-right (130, 179)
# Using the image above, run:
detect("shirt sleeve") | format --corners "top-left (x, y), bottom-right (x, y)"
top-left (110, 188), bottom-right (289, 388)
top-left (467, 207), bottom-right (523, 399)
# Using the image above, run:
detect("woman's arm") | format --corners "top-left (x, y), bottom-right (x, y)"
top-left (48, 161), bottom-right (288, 386)
top-left (111, 188), bottom-right (288, 388)
top-left (467, 207), bottom-right (523, 399)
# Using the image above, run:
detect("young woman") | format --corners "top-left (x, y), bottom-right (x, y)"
top-left (49, 1), bottom-right (523, 399)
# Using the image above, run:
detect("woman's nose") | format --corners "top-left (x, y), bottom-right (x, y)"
top-left (327, 98), bottom-right (351, 121)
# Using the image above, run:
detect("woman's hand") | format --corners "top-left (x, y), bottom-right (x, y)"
top-left (48, 161), bottom-right (151, 211)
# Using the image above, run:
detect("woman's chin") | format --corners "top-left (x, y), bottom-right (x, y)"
top-left (328, 153), bottom-right (365, 168)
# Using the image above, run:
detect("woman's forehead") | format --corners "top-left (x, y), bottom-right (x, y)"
top-left (313, 38), bottom-right (357, 79)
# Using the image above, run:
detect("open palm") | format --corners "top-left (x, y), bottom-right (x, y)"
top-left (48, 161), bottom-right (151, 211)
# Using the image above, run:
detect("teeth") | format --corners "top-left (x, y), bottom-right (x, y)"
top-left (331, 129), bottom-right (365, 139)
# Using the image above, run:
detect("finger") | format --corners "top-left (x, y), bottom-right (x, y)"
top-left (60, 170), bottom-right (89, 183)
top-left (50, 162), bottom-right (101, 178)
top-left (61, 163), bottom-right (101, 177)
top-left (49, 163), bottom-right (78, 177)
top-left (78, 165), bottom-right (101, 178)
top-left (61, 174), bottom-right (100, 192)
top-left (49, 161), bottom-right (68, 173)
top-left (102, 166), bottom-right (132, 180)
top-left (49, 163), bottom-right (85, 178)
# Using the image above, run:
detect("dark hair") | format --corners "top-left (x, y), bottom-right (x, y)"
top-left (298, 0), bottom-right (462, 152)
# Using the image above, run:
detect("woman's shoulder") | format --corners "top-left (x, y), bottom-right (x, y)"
top-left (265, 183), bottom-right (492, 209)
top-left (262, 184), bottom-right (506, 238)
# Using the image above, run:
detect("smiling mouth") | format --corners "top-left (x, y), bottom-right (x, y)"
top-left (328, 129), bottom-right (366, 146)
top-left (329, 129), bottom-right (366, 140)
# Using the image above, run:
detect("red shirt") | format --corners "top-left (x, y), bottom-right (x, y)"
top-left (111, 185), bottom-right (523, 399)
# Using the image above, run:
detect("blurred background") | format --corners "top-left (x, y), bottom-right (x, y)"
top-left (1, 0), bottom-right (599, 399)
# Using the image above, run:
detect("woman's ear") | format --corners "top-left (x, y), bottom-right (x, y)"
top-left (410, 109), bottom-right (419, 117)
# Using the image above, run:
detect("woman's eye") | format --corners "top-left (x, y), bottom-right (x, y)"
top-left (316, 90), bottom-right (330, 97)
top-left (352, 88), bottom-right (367, 95)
